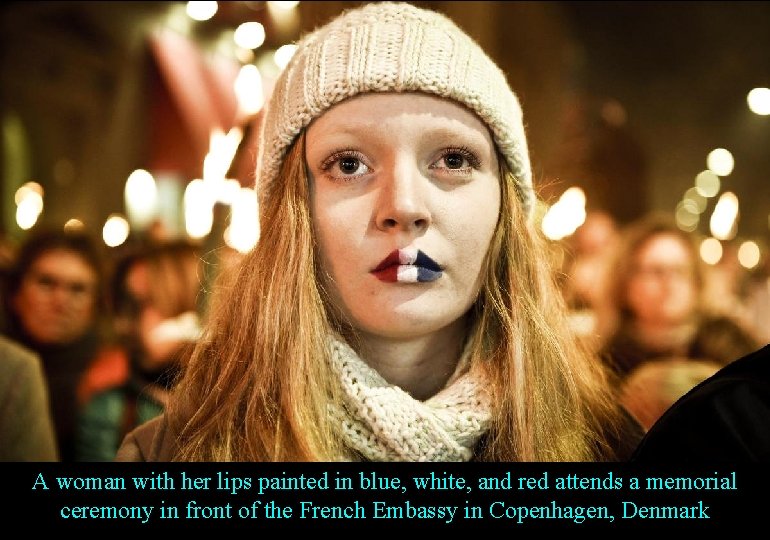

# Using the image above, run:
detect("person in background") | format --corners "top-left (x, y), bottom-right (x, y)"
top-left (117, 1), bottom-right (642, 462)
top-left (560, 210), bottom-right (620, 351)
top-left (0, 334), bottom-right (58, 461)
top-left (2, 227), bottom-right (107, 462)
top-left (600, 213), bottom-right (761, 432)
top-left (77, 240), bottom-right (202, 461)
top-left (601, 213), bottom-right (760, 382)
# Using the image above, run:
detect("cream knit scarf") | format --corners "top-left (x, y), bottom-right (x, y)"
top-left (328, 336), bottom-right (492, 461)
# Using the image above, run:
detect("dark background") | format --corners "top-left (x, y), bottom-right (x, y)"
top-left (1, 1), bottom-right (768, 247)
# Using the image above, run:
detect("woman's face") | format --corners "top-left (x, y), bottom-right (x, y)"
top-left (307, 93), bottom-right (501, 340)
top-left (123, 261), bottom-right (185, 371)
top-left (626, 233), bottom-right (698, 325)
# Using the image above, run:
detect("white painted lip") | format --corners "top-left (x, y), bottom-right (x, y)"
top-left (372, 246), bottom-right (443, 273)
top-left (371, 247), bottom-right (443, 282)
top-left (397, 246), bottom-right (419, 264)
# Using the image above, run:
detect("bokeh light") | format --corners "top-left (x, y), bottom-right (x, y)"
top-left (64, 219), bottom-right (84, 232)
top-left (274, 44), bottom-right (297, 70)
top-left (184, 179), bottom-right (214, 239)
top-left (700, 237), bottom-right (723, 265)
top-left (103, 214), bottom-right (130, 247)
top-left (747, 87), bottom-right (770, 116)
top-left (695, 170), bottom-right (720, 198)
top-left (234, 22), bottom-right (265, 50)
top-left (738, 241), bottom-right (760, 269)
top-left (186, 1), bottom-right (217, 21)
top-left (683, 187), bottom-right (707, 214)
top-left (267, 1), bottom-right (300, 10)
top-left (541, 187), bottom-right (587, 241)
top-left (709, 191), bottom-right (739, 240)
top-left (234, 64), bottom-right (264, 115)
top-left (125, 169), bottom-right (158, 229)
top-left (675, 201), bottom-right (699, 232)
top-left (707, 148), bottom-right (734, 177)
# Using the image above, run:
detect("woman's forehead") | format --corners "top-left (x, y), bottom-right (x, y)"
top-left (636, 233), bottom-right (692, 262)
top-left (306, 92), bottom-right (495, 145)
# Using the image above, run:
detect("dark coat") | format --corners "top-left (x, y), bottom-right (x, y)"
top-left (601, 314), bottom-right (760, 382)
top-left (632, 343), bottom-right (770, 462)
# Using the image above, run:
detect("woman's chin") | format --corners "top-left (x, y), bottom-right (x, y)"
top-left (354, 312), bottom-right (466, 341)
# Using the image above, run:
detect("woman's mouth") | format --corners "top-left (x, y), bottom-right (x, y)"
top-left (371, 247), bottom-right (443, 283)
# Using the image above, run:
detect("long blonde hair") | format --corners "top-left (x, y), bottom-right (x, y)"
top-left (167, 131), bottom-right (626, 461)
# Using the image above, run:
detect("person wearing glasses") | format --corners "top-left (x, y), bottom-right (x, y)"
top-left (600, 213), bottom-right (760, 430)
top-left (2, 227), bottom-right (107, 461)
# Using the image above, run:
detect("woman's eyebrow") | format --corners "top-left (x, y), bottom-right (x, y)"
top-left (419, 126), bottom-right (488, 143)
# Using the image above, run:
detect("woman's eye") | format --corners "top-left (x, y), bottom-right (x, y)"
top-left (431, 148), bottom-right (479, 173)
top-left (339, 156), bottom-right (363, 174)
top-left (320, 151), bottom-right (370, 180)
top-left (442, 153), bottom-right (468, 169)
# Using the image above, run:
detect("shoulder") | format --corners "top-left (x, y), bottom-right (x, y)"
top-left (115, 414), bottom-right (178, 462)
top-left (692, 314), bottom-right (761, 361)
top-left (632, 344), bottom-right (770, 462)
top-left (0, 335), bottom-right (47, 398)
top-left (0, 335), bottom-right (39, 372)
top-left (0, 336), bottom-right (58, 461)
top-left (707, 342), bottom-right (770, 380)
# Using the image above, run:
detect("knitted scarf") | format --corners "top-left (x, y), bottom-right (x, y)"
top-left (328, 337), bottom-right (492, 461)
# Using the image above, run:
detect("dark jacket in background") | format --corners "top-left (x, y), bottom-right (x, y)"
top-left (601, 314), bottom-right (761, 382)
top-left (632, 344), bottom-right (770, 462)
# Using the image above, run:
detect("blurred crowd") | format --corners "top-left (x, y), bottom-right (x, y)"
top-left (0, 208), bottom-right (767, 461)
top-left (560, 211), bottom-right (767, 431)
top-left (0, 224), bottom-right (242, 461)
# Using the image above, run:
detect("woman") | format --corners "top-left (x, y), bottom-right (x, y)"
top-left (601, 213), bottom-right (760, 433)
top-left (77, 241), bottom-right (203, 461)
top-left (600, 212), bottom-right (760, 382)
top-left (117, 2), bottom-right (641, 462)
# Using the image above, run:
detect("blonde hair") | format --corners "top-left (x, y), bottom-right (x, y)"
top-left (144, 242), bottom-right (202, 319)
top-left (166, 131), bottom-right (626, 461)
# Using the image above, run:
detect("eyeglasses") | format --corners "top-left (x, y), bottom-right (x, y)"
top-left (632, 265), bottom-right (694, 281)
top-left (26, 272), bottom-right (95, 301)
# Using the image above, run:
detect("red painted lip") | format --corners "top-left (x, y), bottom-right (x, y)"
top-left (372, 250), bottom-right (401, 273)
top-left (371, 250), bottom-right (400, 282)
top-left (370, 249), bottom-right (443, 283)
top-left (371, 267), bottom-right (399, 282)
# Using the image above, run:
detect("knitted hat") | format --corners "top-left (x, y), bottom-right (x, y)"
top-left (256, 1), bottom-right (534, 217)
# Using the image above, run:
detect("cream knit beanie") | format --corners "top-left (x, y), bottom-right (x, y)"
top-left (257, 1), bottom-right (534, 216)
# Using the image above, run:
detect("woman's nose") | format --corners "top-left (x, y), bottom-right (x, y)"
top-left (374, 165), bottom-right (432, 233)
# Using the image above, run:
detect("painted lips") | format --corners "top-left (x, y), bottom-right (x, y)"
top-left (371, 247), bottom-right (443, 283)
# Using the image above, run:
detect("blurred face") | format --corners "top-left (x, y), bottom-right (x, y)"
top-left (13, 249), bottom-right (97, 345)
top-left (307, 93), bottom-right (501, 340)
top-left (123, 261), bottom-right (180, 371)
top-left (626, 233), bottom-right (698, 325)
